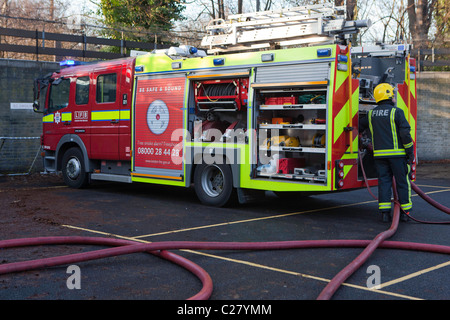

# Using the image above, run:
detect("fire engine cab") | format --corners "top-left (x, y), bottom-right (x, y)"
top-left (33, 4), bottom-right (417, 206)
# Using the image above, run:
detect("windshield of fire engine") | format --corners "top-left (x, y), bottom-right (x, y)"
top-left (48, 78), bottom-right (70, 113)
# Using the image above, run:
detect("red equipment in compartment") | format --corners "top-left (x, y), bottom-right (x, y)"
top-left (278, 158), bottom-right (306, 174)
top-left (265, 96), bottom-right (297, 105)
top-left (194, 78), bottom-right (249, 111)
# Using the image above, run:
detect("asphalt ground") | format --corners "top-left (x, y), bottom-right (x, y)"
top-left (0, 163), bottom-right (449, 307)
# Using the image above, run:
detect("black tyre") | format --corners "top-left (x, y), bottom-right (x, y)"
top-left (194, 163), bottom-right (234, 207)
top-left (61, 147), bottom-right (89, 188)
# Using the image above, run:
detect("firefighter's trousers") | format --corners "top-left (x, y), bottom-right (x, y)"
top-left (374, 157), bottom-right (412, 212)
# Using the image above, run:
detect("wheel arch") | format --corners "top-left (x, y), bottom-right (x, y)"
top-left (56, 135), bottom-right (91, 172)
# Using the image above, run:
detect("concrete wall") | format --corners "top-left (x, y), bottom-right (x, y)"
top-left (416, 72), bottom-right (450, 161)
top-left (0, 59), bottom-right (59, 174)
top-left (0, 59), bottom-right (448, 174)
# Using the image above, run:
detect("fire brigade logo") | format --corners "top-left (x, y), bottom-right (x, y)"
top-left (54, 111), bottom-right (61, 124)
top-left (146, 100), bottom-right (169, 135)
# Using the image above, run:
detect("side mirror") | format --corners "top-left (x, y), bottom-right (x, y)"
top-left (33, 81), bottom-right (42, 113)
top-left (33, 100), bottom-right (43, 113)
top-left (33, 73), bottom-right (52, 114)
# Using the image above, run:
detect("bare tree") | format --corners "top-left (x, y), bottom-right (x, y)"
top-left (432, 0), bottom-right (449, 46)
top-left (407, 0), bottom-right (437, 48)
top-left (334, 0), bottom-right (357, 20)
top-left (218, 0), bottom-right (225, 18)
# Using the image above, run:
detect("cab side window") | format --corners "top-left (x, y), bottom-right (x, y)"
top-left (75, 76), bottom-right (90, 105)
top-left (96, 73), bottom-right (117, 103)
top-left (48, 78), bottom-right (70, 113)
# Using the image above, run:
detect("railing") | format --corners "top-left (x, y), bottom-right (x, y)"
top-left (0, 27), bottom-right (170, 60)
top-left (411, 47), bottom-right (450, 70)
top-left (0, 137), bottom-right (41, 176)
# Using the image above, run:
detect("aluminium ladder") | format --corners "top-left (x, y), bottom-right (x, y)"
top-left (201, 4), bottom-right (369, 53)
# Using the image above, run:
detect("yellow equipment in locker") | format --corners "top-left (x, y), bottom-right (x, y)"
top-left (263, 135), bottom-right (300, 148)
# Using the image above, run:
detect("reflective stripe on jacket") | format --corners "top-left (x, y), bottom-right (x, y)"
top-left (360, 101), bottom-right (413, 158)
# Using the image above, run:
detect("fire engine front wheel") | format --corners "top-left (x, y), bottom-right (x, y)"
top-left (61, 147), bottom-right (89, 189)
top-left (194, 163), bottom-right (234, 207)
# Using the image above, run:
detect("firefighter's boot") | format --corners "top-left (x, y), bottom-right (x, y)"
top-left (381, 210), bottom-right (391, 223)
top-left (400, 211), bottom-right (409, 222)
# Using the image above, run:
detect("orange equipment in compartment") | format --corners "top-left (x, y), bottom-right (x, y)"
top-left (272, 117), bottom-right (292, 124)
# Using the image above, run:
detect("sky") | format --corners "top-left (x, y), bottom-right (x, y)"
top-left (63, 0), bottom-right (402, 45)
top-left (66, 0), bottom-right (98, 17)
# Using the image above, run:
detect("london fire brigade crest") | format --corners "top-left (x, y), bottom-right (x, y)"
top-left (146, 99), bottom-right (169, 135)
top-left (54, 111), bottom-right (61, 124)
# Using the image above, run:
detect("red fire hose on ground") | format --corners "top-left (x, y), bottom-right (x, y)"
top-left (1, 230), bottom-right (450, 300)
top-left (0, 172), bottom-right (449, 300)
top-left (411, 183), bottom-right (450, 214)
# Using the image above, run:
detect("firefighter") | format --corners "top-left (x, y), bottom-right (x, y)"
top-left (359, 83), bottom-right (414, 222)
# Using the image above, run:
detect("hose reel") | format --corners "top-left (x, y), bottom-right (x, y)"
top-left (312, 133), bottom-right (325, 148)
top-left (195, 78), bottom-right (249, 111)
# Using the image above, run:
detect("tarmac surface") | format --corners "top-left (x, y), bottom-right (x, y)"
top-left (0, 162), bottom-right (449, 304)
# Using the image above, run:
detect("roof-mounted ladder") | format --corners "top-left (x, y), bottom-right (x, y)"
top-left (201, 4), bottom-right (370, 53)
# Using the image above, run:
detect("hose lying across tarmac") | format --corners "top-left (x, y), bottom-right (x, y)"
top-left (0, 182), bottom-right (449, 300)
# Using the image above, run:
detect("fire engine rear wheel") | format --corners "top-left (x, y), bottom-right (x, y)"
top-left (61, 147), bottom-right (89, 189)
top-left (194, 163), bottom-right (234, 207)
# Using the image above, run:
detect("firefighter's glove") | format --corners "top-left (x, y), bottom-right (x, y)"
top-left (406, 150), bottom-right (414, 165)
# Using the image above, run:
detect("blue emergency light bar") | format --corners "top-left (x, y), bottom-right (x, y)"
top-left (59, 60), bottom-right (86, 67)
top-left (317, 48), bottom-right (332, 57)
top-left (338, 55), bottom-right (348, 63)
top-left (213, 58), bottom-right (225, 66)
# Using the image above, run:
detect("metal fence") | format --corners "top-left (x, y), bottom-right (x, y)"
top-left (0, 137), bottom-right (41, 176)
top-left (0, 27), bottom-right (170, 61)
top-left (411, 48), bottom-right (450, 70)
top-left (1, 25), bottom-right (448, 68)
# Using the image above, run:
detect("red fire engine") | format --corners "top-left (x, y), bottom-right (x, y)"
top-left (33, 5), bottom-right (416, 206)
top-left (35, 57), bottom-right (135, 187)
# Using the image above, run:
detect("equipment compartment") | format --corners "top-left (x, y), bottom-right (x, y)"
top-left (188, 76), bottom-right (250, 143)
top-left (194, 78), bottom-right (249, 112)
top-left (254, 86), bottom-right (328, 184)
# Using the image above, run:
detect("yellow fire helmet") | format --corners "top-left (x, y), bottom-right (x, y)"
top-left (373, 83), bottom-right (395, 103)
top-left (284, 136), bottom-right (300, 147)
top-left (265, 135), bottom-right (300, 148)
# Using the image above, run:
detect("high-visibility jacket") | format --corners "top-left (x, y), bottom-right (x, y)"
top-left (360, 101), bottom-right (414, 159)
